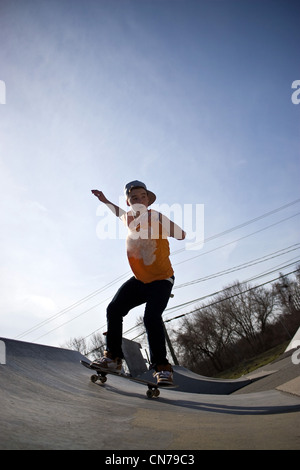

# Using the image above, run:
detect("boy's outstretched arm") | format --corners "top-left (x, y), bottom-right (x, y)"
top-left (169, 220), bottom-right (186, 240)
top-left (159, 213), bottom-right (186, 240)
top-left (91, 189), bottom-right (126, 218)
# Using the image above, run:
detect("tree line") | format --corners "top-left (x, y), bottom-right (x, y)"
top-left (170, 267), bottom-right (300, 376)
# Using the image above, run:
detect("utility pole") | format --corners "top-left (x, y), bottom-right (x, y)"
top-left (163, 322), bottom-right (179, 366)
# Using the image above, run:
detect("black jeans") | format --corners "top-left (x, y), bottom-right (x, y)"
top-left (106, 276), bottom-right (174, 366)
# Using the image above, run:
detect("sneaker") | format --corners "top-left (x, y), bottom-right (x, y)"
top-left (90, 351), bottom-right (122, 374)
top-left (154, 364), bottom-right (174, 386)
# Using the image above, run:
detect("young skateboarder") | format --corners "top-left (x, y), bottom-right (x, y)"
top-left (91, 180), bottom-right (185, 385)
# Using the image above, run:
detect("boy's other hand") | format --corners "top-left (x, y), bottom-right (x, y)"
top-left (91, 189), bottom-right (108, 203)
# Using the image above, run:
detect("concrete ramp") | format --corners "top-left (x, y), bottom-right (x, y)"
top-left (172, 366), bottom-right (254, 394)
top-left (1, 337), bottom-right (300, 450)
top-left (0, 336), bottom-right (88, 394)
top-left (0, 337), bottom-right (252, 395)
top-left (138, 366), bottom-right (253, 394)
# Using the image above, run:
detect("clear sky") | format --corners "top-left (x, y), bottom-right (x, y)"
top-left (0, 0), bottom-right (299, 351)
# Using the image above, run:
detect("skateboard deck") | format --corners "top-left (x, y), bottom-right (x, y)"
top-left (80, 360), bottom-right (177, 398)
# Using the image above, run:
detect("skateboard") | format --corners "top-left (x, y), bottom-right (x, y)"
top-left (80, 360), bottom-right (176, 398)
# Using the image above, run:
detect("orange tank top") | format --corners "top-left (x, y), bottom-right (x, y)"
top-left (120, 210), bottom-right (174, 283)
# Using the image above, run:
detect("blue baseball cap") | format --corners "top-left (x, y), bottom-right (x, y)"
top-left (124, 180), bottom-right (156, 205)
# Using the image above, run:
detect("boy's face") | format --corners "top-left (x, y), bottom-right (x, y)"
top-left (127, 187), bottom-right (150, 209)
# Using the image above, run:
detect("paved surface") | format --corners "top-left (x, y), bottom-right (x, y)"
top-left (0, 337), bottom-right (300, 450)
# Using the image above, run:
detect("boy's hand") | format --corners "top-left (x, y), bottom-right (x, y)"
top-left (91, 190), bottom-right (125, 217)
top-left (91, 189), bottom-right (108, 203)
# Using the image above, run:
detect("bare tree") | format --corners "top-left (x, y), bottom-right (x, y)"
top-left (88, 332), bottom-right (106, 360)
top-left (62, 332), bottom-right (106, 359)
top-left (275, 267), bottom-right (300, 315)
top-left (174, 280), bottom-right (278, 373)
top-left (63, 336), bottom-right (88, 355)
top-left (214, 282), bottom-right (276, 352)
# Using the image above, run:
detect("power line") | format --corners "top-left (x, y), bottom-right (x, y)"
top-left (164, 259), bottom-right (300, 315)
top-left (173, 244), bottom-right (300, 289)
top-left (123, 261), bottom-right (300, 340)
top-left (15, 198), bottom-right (300, 341)
top-left (15, 272), bottom-right (129, 340)
top-left (129, 267), bottom-right (300, 341)
top-left (94, 257), bottom-right (300, 341)
top-left (163, 268), bottom-right (300, 325)
top-left (171, 197), bottom-right (300, 255)
top-left (72, 250), bottom-right (300, 343)
top-left (27, 255), bottom-right (300, 343)
top-left (32, 295), bottom-right (112, 342)
top-left (173, 211), bottom-right (300, 267)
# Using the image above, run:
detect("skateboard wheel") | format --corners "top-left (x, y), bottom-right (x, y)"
top-left (100, 376), bottom-right (107, 383)
top-left (146, 389), bottom-right (154, 399)
top-left (91, 374), bottom-right (98, 383)
top-left (153, 389), bottom-right (160, 398)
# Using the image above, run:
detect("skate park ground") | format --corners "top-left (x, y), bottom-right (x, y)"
top-left (0, 337), bottom-right (299, 450)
